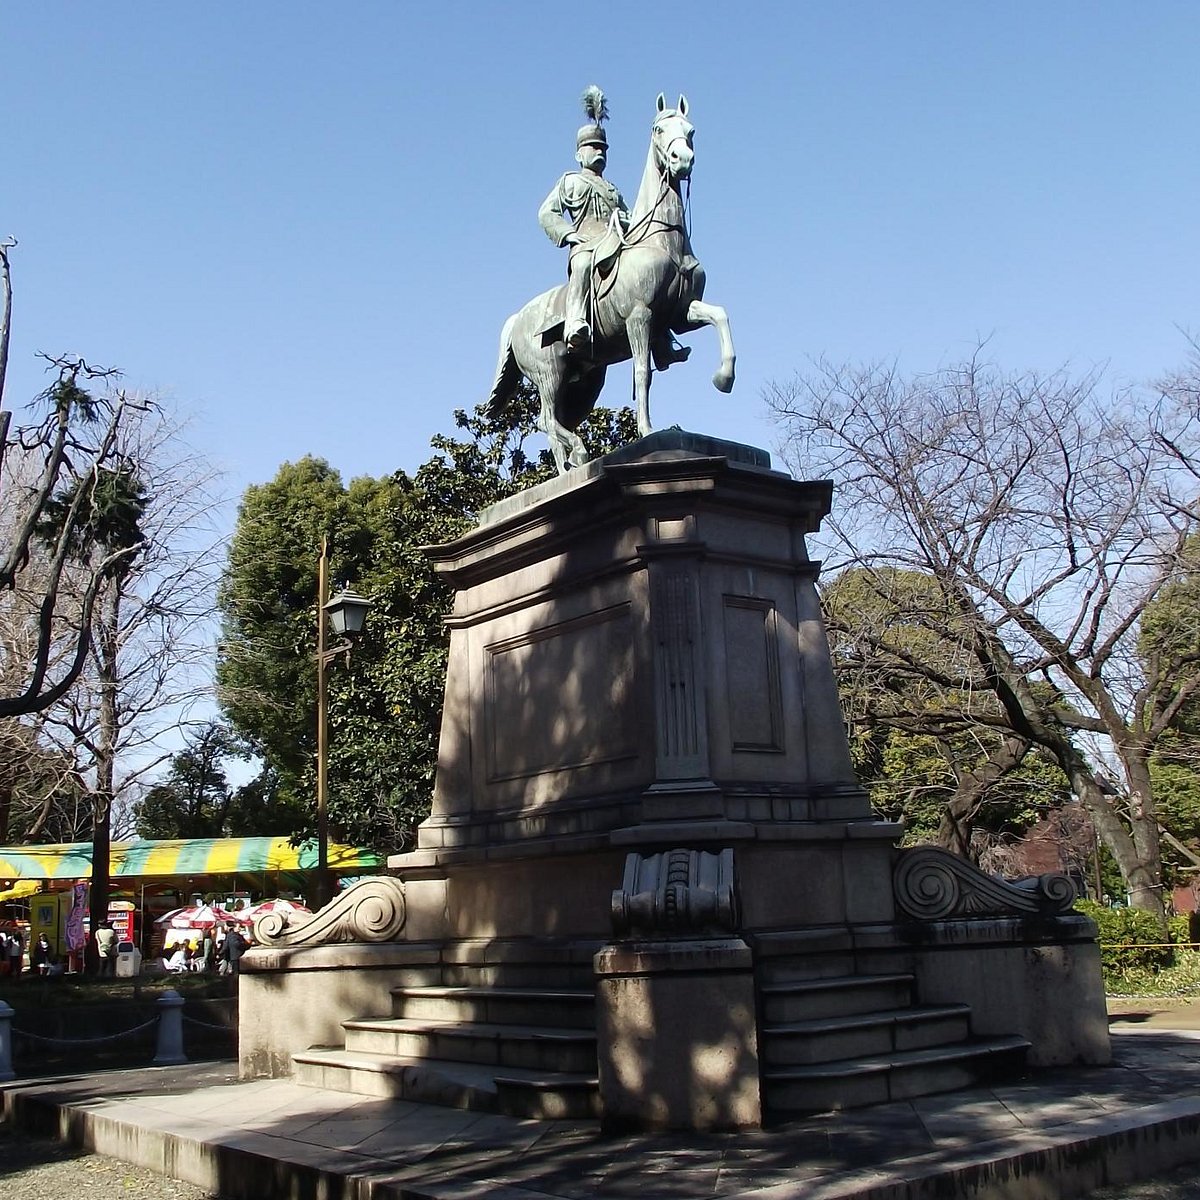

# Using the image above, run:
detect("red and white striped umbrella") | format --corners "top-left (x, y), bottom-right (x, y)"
top-left (155, 903), bottom-right (245, 929)
top-left (239, 898), bottom-right (311, 924)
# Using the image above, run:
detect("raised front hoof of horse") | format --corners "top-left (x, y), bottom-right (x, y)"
top-left (713, 364), bottom-right (736, 393)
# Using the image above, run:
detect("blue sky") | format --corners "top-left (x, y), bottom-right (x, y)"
top-left (3, 2), bottom-right (1197, 506)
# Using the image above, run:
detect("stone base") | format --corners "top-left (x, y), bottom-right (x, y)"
top-left (755, 913), bottom-right (1111, 1068)
top-left (856, 916), bottom-right (1111, 1066)
top-left (238, 941), bottom-right (442, 1079)
top-left (595, 938), bottom-right (761, 1131)
top-left (387, 821), bottom-right (907, 943)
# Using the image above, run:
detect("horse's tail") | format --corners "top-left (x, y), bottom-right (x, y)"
top-left (485, 314), bottom-right (521, 421)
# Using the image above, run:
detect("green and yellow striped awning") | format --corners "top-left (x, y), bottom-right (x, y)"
top-left (0, 837), bottom-right (381, 881)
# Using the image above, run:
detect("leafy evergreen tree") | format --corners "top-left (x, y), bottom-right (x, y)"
top-left (216, 392), bottom-right (637, 854)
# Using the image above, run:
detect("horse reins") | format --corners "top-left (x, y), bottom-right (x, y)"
top-left (588, 120), bottom-right (693, 358)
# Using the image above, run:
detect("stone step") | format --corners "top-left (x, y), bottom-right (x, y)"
top-left (762, 1035), bottom-right (1030, 1116)
top-left (391, 985), bottom-right (596, 1029)
top-left (751, 930), bottom-right (858, 983)
top-left (760, 1004), bottom-right (972, 1066)
top-left (493, 1072), bottom-right (602, 1120)
top-left (755, 958), bottom-right (860, 985)
top-left (342, 1017), bottom-right (597, 1074)
top-left (440, 961), bottom-right (594, 989)
top-left (292, 1047), bottom-right (599, 1119)
top-left (759, 973), bottom-right (915, 1022)
top-left (389, 964), bottom-right (443, 988)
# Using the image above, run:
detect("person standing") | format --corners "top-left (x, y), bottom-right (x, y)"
top-left (218, 923), bottom-right (248, 977)
top-left (31, 933), bottom-right (51, 976)
top-left (7, 929), bottom-right (23, 978)
top-left (94, 921), bottom-right (117, 976)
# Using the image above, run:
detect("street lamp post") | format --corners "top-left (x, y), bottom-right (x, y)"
top-left (315, 537), bottom-right (371, 910)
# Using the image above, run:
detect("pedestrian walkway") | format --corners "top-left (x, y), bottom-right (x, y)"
top-left (5, 1021), bottom-right (1200, 1199)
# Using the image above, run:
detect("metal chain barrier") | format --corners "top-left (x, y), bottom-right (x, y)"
top-left (180, 1013), bottom-right (233, 1033)
top-left (12, 1018), bottom-right (158, 1047)
top-left (0, 989), bottom-right (208, 1074)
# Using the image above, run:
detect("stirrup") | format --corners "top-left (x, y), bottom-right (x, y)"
top-left (653, 339), bottom-right (691, 371)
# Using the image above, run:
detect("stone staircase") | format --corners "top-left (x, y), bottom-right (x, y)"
top-left (755, 938), bottom-right (1030, 1118)
top-left (292, 944), bottom-right (602, 1119)
top-left (292, 933), bottom-right (1031, 1124)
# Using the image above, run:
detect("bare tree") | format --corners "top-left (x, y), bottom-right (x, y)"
top-left (0, 714), bottom-right (89, 844)
top-left (1, 242), bottom-right (153, 718)
top-left (0, 238), bottom-right (15, 449)
top-left (1, 252), bottom-right (149, 719)
top-left (766, 350), bottom-right (1200, 923)
top-left (1, 243), bottom-right (224, 943)
top-left (36, 400), bottom-right (223, 932)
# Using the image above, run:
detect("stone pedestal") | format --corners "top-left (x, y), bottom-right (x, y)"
top-left (239, 429), bottom-right (1110, 1128)
top-left (390, 429), bottom-right (886, 942)
top-left (595, 939), bottom-right (761, 1131)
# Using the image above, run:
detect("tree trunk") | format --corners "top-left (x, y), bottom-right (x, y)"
top-left (87, 584), bottom-right (121, 970)
top-left (936, 792), bottom-right (982, 859)
top-left (965, 620), bottom-right (1168, 926)
top-left (0, 773), bottom-right (11, 845)
top-left (934, 735), bottom-right (1030, 863)
top-left (1077, 768), bottom-right (1165, 926)
top-left (1120, 750), bottom-right (1166, 923)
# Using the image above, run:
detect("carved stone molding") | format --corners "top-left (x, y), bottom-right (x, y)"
top-left (652, 571), bottom-right (704, 772)
top-left (893, 846), bottom-right (1076, 921)
top-left (253, 877), bottom-right (407, 949)
top-left (611, 847), bottom-right (738, 938)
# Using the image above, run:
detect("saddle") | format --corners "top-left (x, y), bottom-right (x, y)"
top-left (536, 232), bottom-right (700, 348)
top-left (589, 226), bottom-right (624, 281)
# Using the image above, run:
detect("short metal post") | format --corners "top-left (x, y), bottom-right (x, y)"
top-left (0, 1000), bottom-right (14, 1081)
top-left (153, 989), bottom-right (187, 1065)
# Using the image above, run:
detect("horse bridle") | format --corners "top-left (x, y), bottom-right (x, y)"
top-left (611, 117), bottom-right (693, 251)
top-left (588, 116), bottom-right (695, 341)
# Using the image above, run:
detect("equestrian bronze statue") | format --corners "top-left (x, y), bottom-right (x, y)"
top-left (487, 91), bottom-right (736, 474)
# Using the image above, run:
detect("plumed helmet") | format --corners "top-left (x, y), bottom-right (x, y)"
top-left (576, 85), bottom-right (609, 150)
top-left (576, 123), bottom-right (608, 150)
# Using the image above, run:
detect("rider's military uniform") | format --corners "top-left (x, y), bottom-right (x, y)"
top-left (538, 115), bottom-right (628, 350)
top-left (538, 171), bottom-right (627, 252)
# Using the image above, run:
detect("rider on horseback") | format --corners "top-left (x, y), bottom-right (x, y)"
top-left (538, 86), bottom-right (689, 368)
top-left (538, 86), bottom-right (626, 354)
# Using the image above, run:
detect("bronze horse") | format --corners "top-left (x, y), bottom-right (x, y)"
top-left (486, 94), bottom-right (736, 473)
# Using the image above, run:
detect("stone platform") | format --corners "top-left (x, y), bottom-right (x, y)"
top-left (6, 1026), bottom-right (1200, 1200)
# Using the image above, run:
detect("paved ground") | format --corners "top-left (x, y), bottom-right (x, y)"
top-left (5, 1003), bottom-right (1200, 1199)
top-left (1108, 995), bottom-right (1200, 1030)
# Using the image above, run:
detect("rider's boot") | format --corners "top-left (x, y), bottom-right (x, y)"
top-left (565, 317), bottom-right (592, 354)
top-left (652, 335), bottom-right (691, 371)
top-left (564, 256), bottom-right (593, 356)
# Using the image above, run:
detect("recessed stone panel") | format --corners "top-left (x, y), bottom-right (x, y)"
top-left (485, 603), bottom-right (638, 782)
top-left (722, 596), bottom-right (783, 753)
